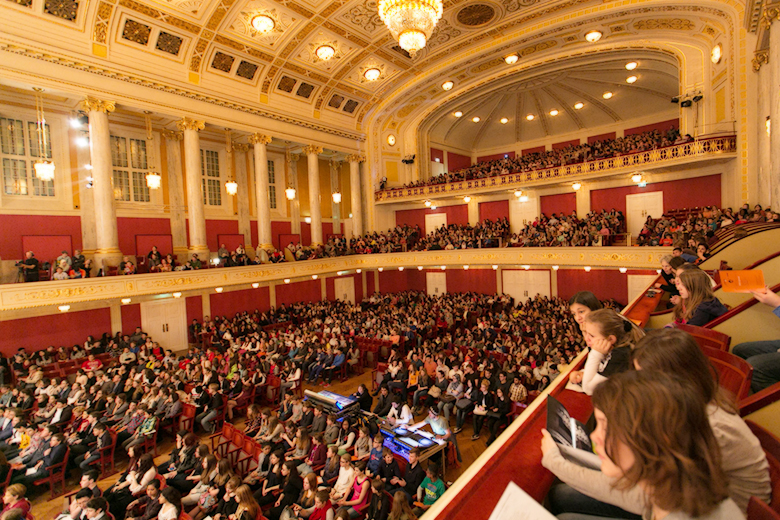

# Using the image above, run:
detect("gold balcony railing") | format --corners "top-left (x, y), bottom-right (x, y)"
top-left (375, 135), bottom-right (737, 203)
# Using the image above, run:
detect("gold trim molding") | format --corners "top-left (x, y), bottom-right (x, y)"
top-left (249, 133), bottom-right (272, 145)
top-left (303, 145), bottom-right (323, 155)
top-left (753, 49), bottom-right (769, 71)
top-left (346, 154), bottom-right (366, 163)
top-left (176, 117), bottom-right (205, 131)
top-left (82, 97), bottom-right (116, 113)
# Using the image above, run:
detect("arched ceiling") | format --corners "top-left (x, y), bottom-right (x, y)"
top-left (427, 51), bottom-right (680, 151)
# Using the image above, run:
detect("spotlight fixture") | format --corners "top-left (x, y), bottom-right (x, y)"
top-left (472, 116), bottom-right (480, 123)
top-left (572, 182), bottom-right (582, 191)
top-left (304, 217), bottom-right (312, 224)
top-left (285, 187), bottom-right (296, 200)
top-left (398, 266), bottom-right (404, 271)
top-left (602, 92), bottom-right (613, 99)
top-left (632, 173), bottom-right (642, 183)
top-left (355, 269), bottom-right (362, 274)
top-left (504, 54), bottom-right (518, 64)
top-left (522, 265), bottom-right (530, 270)
top-left (454, 111), bottom-right (463, 117)
top-left (316, 45), bottom-right (335, 61)
top-left (173, 292), bottom-right (182, 299)
top-left (442, 80), bottom-right (454, 90)
top-left (656, 269), bottom-right (662, 274)
top-left (284, 278), bottom-right (291, 283)
top-left (500, 117), bottom-right (509, 124)
top-left (463, 265), bottom-right (469, 270)
top-left (332, 192), bottom-right (342, 203)
top-left (418, 266), bottom-right (423, 270)
top-left (312, 274), bottom-right (318, 279)
top-left (549, 109), bottom-right (559, 116)
top-left (492, 265), bottom-right (498, 270)
top-left (251, 14), bottom-right (275, 32)
top-left (584, 266), bottom-right (591, 272)
top-left (692, 94), bottom-right (703, 103)
top-left (619, 267), bottom-right (627, 274)
top-left (626, 76), bottom-right (637, 83)
top-left (585, 30), bottom-right (602, 42)
top-left (573, 102), bottom-right (584, 110)
top-left (440, 266), bottom-right (446, 270)
top-left (526, 114), bottom-right (535, 121)
top-left (225, 180), bottom-right (238, 196)
top-left (424, 200), bottom-right (432, 207)
top-left (625, 61), bottom-right (637, 70)
top-left (215, 287), bottom-right (223, 293)
top-left (430, 205), bottom-right (437, 210)
top-left (671, 96), bottom-right (680, 104)
top-left (252, 283), bottom-right (260, 288)
top-left (378, 267), bottom-right (384, 272)
top-left (552, 265), bottom-right (559, 271)
top-left (463, 196), bottom-right (471, 202)
top-left (363, 68), bottom-right (381, 81)
top-left (514, 190), bottom-right (523, 198)
top-left (680, 100), bottom-right (692, 108)
top-left (58, 305), bottom-right (70, 312)
top-left (121, 298), bottom-right (131, 304)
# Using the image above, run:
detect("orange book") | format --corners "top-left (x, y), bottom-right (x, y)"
top-left (719, 270), bottom-right (765, 293)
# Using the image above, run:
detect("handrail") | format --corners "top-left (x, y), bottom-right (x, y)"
top-left (375, 136), bottom-right (737, 203)
top-left (705, 281), bottom-right (780, 329)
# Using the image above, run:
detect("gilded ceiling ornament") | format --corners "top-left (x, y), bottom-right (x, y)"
top-left (752, 49), bottom-right (769, 72)
top-left (346, 154), bottom-right (366, 162)
top-left (44, 0), bottom-right (79, 20)
top-left (176, 117), bottom-right (205, 131)
top-left (502, 0), bottom-right (539, 14)
top-left (341, 0), bottom-right (384, 34)
top-left (426, 18), bottom-right (462, 50)
top-left (93, 1), bottom-right (113, 43)
top-left (160, 129), bottom-right (183, 140)
top-left (633, 18), bottom-right (695, 30)
top-left (122, 19), bottom-right (152, 45)
top-left (455, 4), bottom-right (495, 26)
top-left (156, 32), bottom-right (184, 55)
top-left (82, 97), bottom-right (116, 113)
top-left (762, 6), bottom-right (780, 29)
top-left (232, 143), bottom-right (251, 152)
top-left (249, 133), bottom-right (273, 145)
top-left (302, 145), bottom-right (323, 155)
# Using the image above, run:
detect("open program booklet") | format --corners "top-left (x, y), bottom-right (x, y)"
top-left (546, 395), bottom-right (601, 470)
top-left (489, 481), bottom-right (556, 520)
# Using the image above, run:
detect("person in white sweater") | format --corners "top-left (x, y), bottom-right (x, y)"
top-left (330, 454), bottom-right (355, 502)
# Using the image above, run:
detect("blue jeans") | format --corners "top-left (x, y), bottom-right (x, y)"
top-left (547, 483), bottom-right (641, 520)
top-left (732, 340), bottom-right (780, 393)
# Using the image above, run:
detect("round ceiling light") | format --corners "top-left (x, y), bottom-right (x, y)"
top-left (442, 80), bottom-right (454, 90)
top-left (711, 44), bottom-right (722, 64)
top-left (585, 30), bottom-right (602, 43)
top-left (364, 68), bottom-right (381, 81)
top-left (573, 102), bottom-right (584, 110)
top-left (472, 116), bottom-right (480, 122)
top-left (387, 134), bottom-right (396, 146)
top-left (505, 54), bottom-right (518, 64)
top-left (602, 91), bottom-right (613, 99)
top-left (453, 111), bottom-right (463, 117)
top-left (500, 117), bottom-right (509, 124)
top-left (549, 109), bottom-right (559, 116)
top-left (251, 14), bottom-right (275, 32)
top-left (572, 182), bottom-right (582, 191)
top-left (526, 114), bottom-right (535, 121)
top-left (626, 75), bottom-right (638, 83)
top-left (625, 61), bottom-right (638, 70)
top-left (316, 45), bottom-right (335, 61)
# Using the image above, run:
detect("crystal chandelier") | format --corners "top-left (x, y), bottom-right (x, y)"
top-left (143, 111), bottom-right (161, 189)
top-left (32, 88), bottom-right (55, 182)
top-left (224, 129), bottom-right (238, 196)
top-left (378, 0), bottom-right (443, 56)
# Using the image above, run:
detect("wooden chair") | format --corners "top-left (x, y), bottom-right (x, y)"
top-left (675, 323), bottom-right (731, 351)
top-left (140, 428), bottom-right (158, 457)
top-left (746, 420), bottom-right (780, 515)
top-left (749, 497), bottom-right (780, 520)
top-left (96, 429), bottom-right (118, 477)
top-left (701, 345), bottom-right (753, 401)
top-left (33, 447), bottom-right (69, 499)
top-left (160, 408), bottom-right (184, 439)
top-left (180, 403), bottom-right (197, 433)
top-left (740, 382), bottom-right (780, 417)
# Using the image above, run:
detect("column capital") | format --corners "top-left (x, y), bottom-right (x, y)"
top-left (81, 97), bottom-right (115, 113)
top-left (753, 49), bottom-right (770, 71)
top-left (302, 145), bottom-right (323, 156)
top-left (346, 154), bottom-right (366, 163)
top-left (329, 158), bottom-right (343, 168)
top-left (249, 133), bottom-right (272, 145)
top-left (161, 128), bottom-right (183, 141)
top-left (286, 152), bottom-right (300, 164)
top-left (176, 117), bottom-right (205, 132)
top-left (762, 4), bottom-right (780, 28)
top-left (233, 143), bottom-right (251, 153)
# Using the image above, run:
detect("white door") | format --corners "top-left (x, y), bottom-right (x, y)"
top-left (140, 298), bottom-right (188, 352)
top-left (425, 213), bottom-right (447, 235)
top-left (509, 196), bottom-right (539, 234)
top-left (426, 272), bottom-right (447, 296)
top-left (333, 277), bottom-right (356, 305)
top-left (430, 161), bottom-right (446, 178)
top-left (502, 270), bottom-right (551, 303)
top-left (626, 191), bottom-right (664, 238)
top-left (627, 274), bottom-right (660, 306)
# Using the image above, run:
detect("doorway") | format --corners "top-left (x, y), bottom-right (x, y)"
top-left (626, 191), bottom-right (664, 238)
top-left (426, 272), bottom-right (447, 296)
top-left (425, 213), bottom-right (447, 235)
top-left (509, 197), bottom-right (539, 234)
top-left (502, 270), bottom-right (551, 304)
top-left (140, 298), bottom-right (188, 352)
top-left (333, 277), bottom-right (356, 305)
top-left (627, 274), bottom-right (660, 306)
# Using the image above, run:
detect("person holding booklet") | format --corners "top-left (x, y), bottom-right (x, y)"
top-left (542, 329), bottom-right (770, 518)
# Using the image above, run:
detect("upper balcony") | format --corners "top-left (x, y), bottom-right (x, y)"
top-left (374, 135), bottom-right (737, 204)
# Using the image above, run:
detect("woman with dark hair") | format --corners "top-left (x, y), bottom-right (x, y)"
top-left (567, 291), bottom-right (604, 386)
top-left (158, 487), bottom-right (183, 520)
top-left (106, 452), bottom-right (157, 517)
top-left (265, 460), bottom-right (303, 520)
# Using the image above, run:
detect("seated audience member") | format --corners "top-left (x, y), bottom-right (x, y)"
top-left (56, 251), bottom-right (72, 269)
top-left (580, 309), bottom-right (644, 395)
top-left (1, 484), bottom-right (30, 520)
top-left (124, 480), bottom-right (162, 520)
top-left (82, 498), bottom-right (109, 520)
top-left (105, 452), bottom-right (157, 518)
top-left (120, 256), bottom-right (136, 275)
top-left (157, 487), bottom-right (183, 520)
top-left (147, 246), bottom-right (162, 269)
top-left (335, 460), bottom-right (371, 519)
top-left (10, 432), bottom-right (67, 488)
top-left (365, 479), bottom-right (390, 520)
top-left (413, 462), bottom-right (444, 516)
top-left (187, 254), bottom-right (202, 270)
top-left (52, 267), bottom-right (69, 281)
top-left (733, 287), bottom-right (780, 393)
top-left (389, 490), bottom-right (416, 520)
top-left (231, 485), bottom-right (260, 520)
top-left (672, 267), bottom-right (728, 326)
top-left (56, 488), bottom-right (92, 520)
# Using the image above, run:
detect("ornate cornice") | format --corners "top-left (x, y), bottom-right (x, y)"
top-left (303, 145), bottom-right (323, 156)
top-left (346, 154), bottom-right (366, 163)
top-left (753, 49), bottom-right (770, 71)
top-left (160, 128), bottom-right (183, 141)
top-left (81, 97), bottom-right (115, 113)
top-left (232, 143), bottom-right (250, 153)
top-left (176, 117), bottom-right (205, 132)
top-left (762, 4), bottom-right (780, 28)
top-left (248, 133), bottom-right (272, 145)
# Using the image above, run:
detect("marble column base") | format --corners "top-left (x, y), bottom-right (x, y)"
top-left (93, 248), bottom-right (123, 272)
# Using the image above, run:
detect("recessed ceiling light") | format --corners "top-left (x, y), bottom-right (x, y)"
top-left (505, 54), bottom-right (518, 64)
top-left (625, 61), bottom-right (638, 70)
top-left (472, 116), bottom-right (480, 122)
top-left (602, 91), bottom-right (613, 99)
top-left (442, 80), bottom-right (454, 91)
top-left (574, 102), bottom-right (584, 110)
top-left (315, 45), bottom-right (335, 61)
top-left (626, 75), bottom-right (637, 83)
top-left (363, 68), bottom-right (381, 81)
top-left (387, 134), bottom-right (396, 146)
top-left (453, 111), bottom-right (463, 117)
top-left (585, 30), bottom-right (602, 43)
top-left (500, 117), bottom-right (509, 124)
top-left (251, 14), bottom-right (275, 32)
top-left (711, 44), bottom-right (722, 64)
top-left (526, 114), bottom-right (535, 121)
top-left (549, 109), bottom-right (559, 116)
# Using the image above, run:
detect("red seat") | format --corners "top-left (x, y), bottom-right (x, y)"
top-left (749, 497), bottom-right (780, 520)
top-left (746, 420), bottom-right (780, 515)
top-left (701, 345), bottom-right (753, 401)
top-left (675, 323), bottom-right (731, 351)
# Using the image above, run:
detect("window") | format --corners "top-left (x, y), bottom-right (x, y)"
top-left (268, 159), bottom-right (276, 209)
top-left (0, 117), bottom-right (54, 197)
top-left (110, 136), bottom-right (150, 202)
top-left (201, 149), bottom-right (221, 206)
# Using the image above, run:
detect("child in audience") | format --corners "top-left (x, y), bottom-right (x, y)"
top-left (579, 309), bottom-right (644, 395)
top-left (672, 267), bottom-right (728, 326)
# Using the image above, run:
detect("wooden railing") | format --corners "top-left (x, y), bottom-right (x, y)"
top-left (374, 136), bottom-right (737, 203)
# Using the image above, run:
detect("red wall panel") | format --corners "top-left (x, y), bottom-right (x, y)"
top-left (0, 308), bottom-right (111, 356)
top-left (447, 152), bottom-right (471, 171)
top-left (540, 193), bottom-right (577, 217)
top-left (217, 234), bottom-right (245, 252)
top-left (250, 221), bottom-right (258, 249)
top-left (121, 304), bottom-right (142, 334)
top-left (117, 218), bottom-right (172, 255)
top-left (407, 270), bottom-right (426, 292)
top-left (0, 215), bottom-right (82, 260)
top-left (276, 280), bottom-right (321, 306)
top-left (22, 236), bottom-right (72, 265)
top-left (430, 148), bottom-right (444, 163)
top-left (556, 269), bottom-right (628, 306)
top-left (476, 152), bottom-right (516, 163)
top-left (395, 205), bottom-right (469, 230)
top-left (588, 132), bottom-right (616, 144)
top-left (552, 139), bottom-right (580, 150)
top-left (271, 221), bottom-right (292, 250)
top-left (186, 295), bottom-right (203, 323)
top-left (590, 174), bottom-right (721, 214)
top-left (210, 287), bottom-right (270, 318)
top-left (479, 200), bottom-right (510, 222)
top-left (205, 220), bottom-right (239, 251)
top-left (522, 146), bottom-right (546, 155)
top-left (624, 118), bottom-right (679, 136)
top-left (446, 269), bottom-right (497, 294)
top-left (301, 223), bottom-right (311, 246)
top-left (135, 235), bottom-right (173, 258)
top-left (378, 270), bottom-right (408, 293)
top-left (366, 272), bottom-right (376, 297)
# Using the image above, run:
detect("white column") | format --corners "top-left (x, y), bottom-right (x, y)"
top-left (162, 129), bottom-right (188, 258)
top-left (347, 154), bottom-right (364, 237)
top-left (233, 143), bottom-right (252, 252)
top-left (304, 145), bottom-right (324, 245)
top-left (250, 134), bottom-right (273, 249)
top-left (176, 118), bottom-right (209, 258)
top-left (575, 184), bottom-right (590, 217)
top-left (287, 152), bottom-right (301, 234)
top-left (83, 97), bottom-right (122, 269)
top-left (770, 13), bottom-right (780, 209)
top-left (329, 159), bottom-right (341, 235)
top-left (74, 129), bottom-right (96, 254)
top-left (467, 198), bottom-right (479, 225)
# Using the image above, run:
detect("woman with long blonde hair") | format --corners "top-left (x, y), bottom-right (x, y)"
top-left (233, 485), bottom-right (260, 520)
top-left (672, 267), bottom-right (728, 326)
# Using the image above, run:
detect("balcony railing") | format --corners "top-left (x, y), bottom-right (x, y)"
top-left (374, 135), bottom-right (737, 203)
